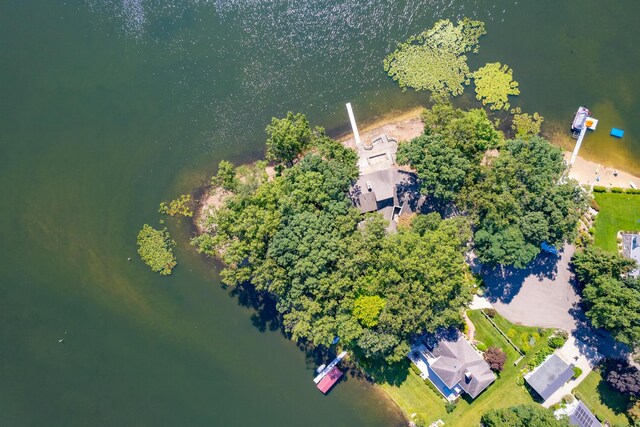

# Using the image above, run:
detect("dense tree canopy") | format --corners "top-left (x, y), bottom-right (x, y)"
top-left (481, 404), bottom-right (570, 427)
top-left (484, 346), bottom-right (506, 371)
top-left (470, 137), bottom-right (587, 268)
top-left (397, 104), bottom-right (501, 203)
top-left (605, 359), bottom-right (640, 397)
top-left (265, 112), bottom-right (312, 167)
top-left (573, 247), bottom-right (640, 348)
top-left (194, 120), bottom-right (472, 363)
top-left (211, 160), bottom-right (237, 190)
top-left (398, 104), bottom-right (586, 269)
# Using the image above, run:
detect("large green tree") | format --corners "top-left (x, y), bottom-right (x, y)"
top-left (397, 104), bottom-right (501, 203)
top-left (573, 246), bottom-right (637, 284)
top-left (396, 134), bottom-right (473, 202)
top-left (265, 112), bottom-right (312, 167)
top-left (573, 246), bottom-right (639, 348)
top-left (470, 137), bottom-right (587, 268)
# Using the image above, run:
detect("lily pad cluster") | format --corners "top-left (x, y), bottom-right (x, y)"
top-left (511, 108), bottom-right (544, 138)
top-left (383, 18), bottom-right (486, 98)
top-left (472, 62), bottom-right (520, 110)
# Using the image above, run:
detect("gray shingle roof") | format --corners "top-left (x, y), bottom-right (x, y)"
top-left (525, 354), bottom-right (574, 400)
top-left (429, 335), bottom-right (496, 398)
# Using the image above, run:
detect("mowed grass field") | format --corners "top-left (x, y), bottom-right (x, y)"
top-left (593, 192), bottom-right (640, 252)
top-left (380, 310), bottom-right (553, 426)
top-left (574, 370), bottom-right (631, 426)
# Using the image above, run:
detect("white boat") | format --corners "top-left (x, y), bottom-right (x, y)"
top-left (572, 106), bottom-right (590, 131)
top-left (313, 351), bottom-right (348, 384)
top-left (316, 364), bottom-right (326, 374)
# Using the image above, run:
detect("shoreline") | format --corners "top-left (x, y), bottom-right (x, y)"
top-left (190, 108), bottom-right (639, 426)
top-left (338, 107), bottom-right (640, 189)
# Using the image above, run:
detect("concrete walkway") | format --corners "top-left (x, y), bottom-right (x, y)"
top-left (469, 295), bottom-right (492, 310)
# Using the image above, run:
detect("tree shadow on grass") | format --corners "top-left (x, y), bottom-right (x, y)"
top-left (596, 376), bottom-right (631, 417)
top-left (357, 357), bottom-right (411, 387)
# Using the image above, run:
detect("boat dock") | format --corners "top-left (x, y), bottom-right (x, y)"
top-left (570, 106), bottom-right (598, 165)
top-left (317, 366), bottom-right (344, 394)
top-left (314, 351), bottom-right (347, 384)
top-left (313, 351), bottom-right (347, 394)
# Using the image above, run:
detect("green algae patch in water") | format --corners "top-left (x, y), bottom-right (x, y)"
top-left (511, 108), bottom-right (544, 139)
top-left (473, 62), bottom-right (520, 111)
top-left (383, 18), bottom-right (486, 98)
top-left (137, 224), bottom-right (177, 275)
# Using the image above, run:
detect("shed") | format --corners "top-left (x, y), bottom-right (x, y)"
top-left (524, 354), bottom-right (574, 401)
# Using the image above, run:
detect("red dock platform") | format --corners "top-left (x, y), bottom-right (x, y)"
top-left (316, 366), bottom-right (343, 394)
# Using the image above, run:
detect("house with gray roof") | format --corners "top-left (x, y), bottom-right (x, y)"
top-left (525, 354), bottom-right (575, 401)
top-left (622, 233), bottom-right (640, 277)
top-left (350, 167), bottom-right (422, 232)
top-left (408, 333), bottom-right (496, 401)
top-left (555, 399), bottom-right (602, 427)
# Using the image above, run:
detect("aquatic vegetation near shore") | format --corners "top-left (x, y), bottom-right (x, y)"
top-left (137, 224), bottom-right (177, 275)
top-left (159, 194), bottom-right (194, 217)
top-left (383, 18), bottom-right (486, 98)
top-left (511, 108), bottom-right (544, 138)
top-left (473, 62), bottom-right (520, 110)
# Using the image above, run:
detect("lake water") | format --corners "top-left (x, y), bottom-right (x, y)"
top-left (1, 1), bottom-right (639, 425)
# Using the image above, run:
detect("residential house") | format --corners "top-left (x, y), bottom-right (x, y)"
top-left (408, 332), bottom-right (496, 401)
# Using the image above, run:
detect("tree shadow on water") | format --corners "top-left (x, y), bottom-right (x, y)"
top-left (227, 282), bottom-right (282, 333)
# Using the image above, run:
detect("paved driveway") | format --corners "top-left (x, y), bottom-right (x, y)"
top-left (476, 245), bottom-right (581, 332)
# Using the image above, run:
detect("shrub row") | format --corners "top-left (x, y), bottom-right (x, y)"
top-left (593, 186), bottom-right (640, 194)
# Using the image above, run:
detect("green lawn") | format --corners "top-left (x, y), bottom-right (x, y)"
top-left (593, 192), bottom-right (640, 252)
top-left (573, 370), bottom-right (630, 426)
top-left (379, 310), bottom-right (554, 426)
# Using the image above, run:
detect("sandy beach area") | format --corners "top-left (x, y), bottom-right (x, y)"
top-left (339, 109), bottom-right (640, 189)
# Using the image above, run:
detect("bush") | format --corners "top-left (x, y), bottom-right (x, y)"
top-left (526, 346), bottom-right (555, 370)
top-left (485, 308), bottom-right (497, 318)
top-left (573, 366), bottom-right (583, 379)
top-left (628, 400), bottom-right (640, 424)
top-left (606, 359), bottom-right (640, 397)
top-left (611, 187), bottom-right (624, 193)
top-left (548, 335), bottom-right (567, 349)
top-left (445, 402), bottom-right (457, 413)
top-left (423, 378), bottom-right (443, 396)
top-left (626, 188), bottom-right (640, 195)
top-left (593, 185), bottom-right (607, 193)
top-left (484, 346), bottom-right (507, 372)
top-left (410, 362), bottom-right (422, 376)
top-left (562, 394), bottom-right (575, 404)
top-left (590, 198), bottom-right (600, 211)
top-left (476, 342), bottom-right (488, 352)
